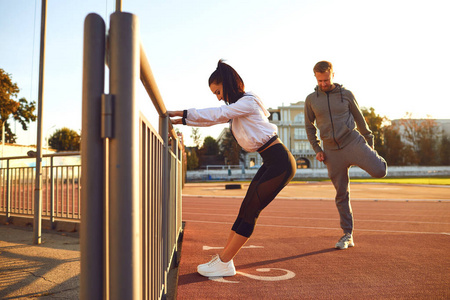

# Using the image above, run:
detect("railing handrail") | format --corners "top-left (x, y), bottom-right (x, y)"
top-left (139, 43), bottom-right (180, 147)
top-left (139, 44), bottom-right (166, 117)
top-left (0, 151), bottom-right (80, 161)
top-left (0, 155), bottom-right (82, 222)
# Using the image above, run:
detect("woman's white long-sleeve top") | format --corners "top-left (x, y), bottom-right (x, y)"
top-left (183, 92), bottom-right (277, 152)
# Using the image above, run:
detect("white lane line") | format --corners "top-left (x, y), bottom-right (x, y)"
top-left (183, 219), bottom-right (450, 235)
top-left (182, 195), bottom-right (450, 202)
top-left (183, 212), bottom-right (450, 225)
top-left (184, 207), bottom-right (448, 219)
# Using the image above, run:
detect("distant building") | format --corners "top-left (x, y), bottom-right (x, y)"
top-left (267, 101), bottom-right (323, 169)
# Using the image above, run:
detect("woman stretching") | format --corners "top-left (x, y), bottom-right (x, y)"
top-left (169, 60), bottom-right (296, 277)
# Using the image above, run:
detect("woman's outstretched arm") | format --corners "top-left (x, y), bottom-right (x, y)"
top-left (168, 110), bottom-right (183, 125)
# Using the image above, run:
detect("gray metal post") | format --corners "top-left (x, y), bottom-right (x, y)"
top-left (50, 156), bottom-right (54, 228)
top-left (173, 137), bottom-right (180, 262)
top-left (101, 93), bottom-right (113, 300)
top-left (33, 0), bottom-right (47, 245)
top-left (109, 12), bottom-right (141, 300)
top-left (160, 114), bottom-right (170, 296)
top-left (6, 159), bottom-right (10, 220)
top-left (81, 13), bottom-right (106, 300)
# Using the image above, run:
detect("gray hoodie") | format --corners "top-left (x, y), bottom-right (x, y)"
top-left (304, 83), bottom-right (373, 154)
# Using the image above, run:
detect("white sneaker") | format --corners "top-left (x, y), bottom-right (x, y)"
top-left (335, 233), bottom-right (355, 250)
top-left (197, 254), bottom-right (236, 277)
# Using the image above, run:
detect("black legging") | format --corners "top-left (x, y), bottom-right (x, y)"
top-left (231, 143), bottom-right (296, 237)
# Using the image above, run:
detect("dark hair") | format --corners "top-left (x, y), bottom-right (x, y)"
top-left (313, 61), bottom-right (333, 74)
top-left (208, 60), bottom-right (245, 104)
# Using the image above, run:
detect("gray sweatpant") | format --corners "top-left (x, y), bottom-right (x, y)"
top-left (324, 135), bottom-right (387, 235)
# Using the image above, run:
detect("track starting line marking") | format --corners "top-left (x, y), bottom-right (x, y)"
top-left (203, 245), bottom-right (295, 283)
top-left (209, 268), bottom-right (296, 283)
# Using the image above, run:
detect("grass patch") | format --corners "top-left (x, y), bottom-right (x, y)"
top-left (350, 177), bottom-right (450, 185)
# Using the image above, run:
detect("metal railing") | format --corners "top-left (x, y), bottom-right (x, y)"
top-left (81, 12), bottom-right (183, 300)
top-left (0, 153), bottom-right (81, 225)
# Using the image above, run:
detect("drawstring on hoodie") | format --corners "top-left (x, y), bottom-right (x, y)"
top-left (315, 84), bottom-right (344, 103)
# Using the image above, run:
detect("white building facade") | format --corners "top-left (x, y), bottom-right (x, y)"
top-left (245, 101), bottom-right (325, 169)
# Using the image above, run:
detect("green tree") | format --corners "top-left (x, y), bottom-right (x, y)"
top-left (190, 128), bottom-right (202, 147)
top-left (186, 148), bottom-right (199, 170)
top-left (398, 114), bottom-right (420, 165)
top-left (0, 69), bottom-right (37, 143)
top-left (201, 136), bottom-right (219, 155)
top-left (189, 128), bottom-right (203, 166)
top-left (197, 136), bottom-right (223, 168)
top-left (361, 107), bottom-right (387, 152)
top-left (220, 130), bottom-right (244, 165)
top-left (416, 118), bottom-right (438, 165)
top-left (399, 114), bottom-right (439, 165)
top-left (48, 127), bottom-right (81, 151)
top-left (381, 124), bottom-right (405, 165)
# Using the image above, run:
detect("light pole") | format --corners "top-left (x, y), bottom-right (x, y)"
top-left (33, 0), bottom-right (48, 245)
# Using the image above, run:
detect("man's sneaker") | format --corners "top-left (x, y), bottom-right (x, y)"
top-left (335, 233), bottom-right (355, 249)
top-left (197, 254), bottom-right (236, 277)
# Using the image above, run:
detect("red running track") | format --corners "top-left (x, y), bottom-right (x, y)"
top-left (177, 188), bottom-right (450, 299)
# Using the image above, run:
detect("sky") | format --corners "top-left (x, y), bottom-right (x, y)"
top-left (1, 0), bottom-right (449, 147)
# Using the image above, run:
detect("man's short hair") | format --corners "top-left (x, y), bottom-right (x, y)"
top-left (313, 61), bottom-right (333, 73)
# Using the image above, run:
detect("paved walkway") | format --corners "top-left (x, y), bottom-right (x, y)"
top-left (0, 226), bottom-right (79, 299)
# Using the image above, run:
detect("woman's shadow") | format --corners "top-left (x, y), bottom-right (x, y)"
top-left (177, 247), bottom-right (336, 285)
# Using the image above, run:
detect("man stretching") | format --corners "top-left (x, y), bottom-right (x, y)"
top-left (304, 61), bottom-right (387, 249)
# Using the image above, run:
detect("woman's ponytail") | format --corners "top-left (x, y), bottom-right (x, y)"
top-left (208, 60), bottom-right (245, 104)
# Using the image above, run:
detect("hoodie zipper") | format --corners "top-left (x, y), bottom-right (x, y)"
top-left (326, 92), bottom-right (341, 149)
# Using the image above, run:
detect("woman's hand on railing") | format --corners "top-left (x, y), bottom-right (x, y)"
top-left (171, 118), bottom-right (183, 125)
top-left (168, 110), bottom-right (183, 125)
top-left (168, 110), bottom-right (182, 117)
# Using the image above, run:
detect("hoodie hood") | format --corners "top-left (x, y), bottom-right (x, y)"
top-left (315, 83), bottom-right (344, 96)
top-left (315, 83), bottom-right (345, 102)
